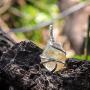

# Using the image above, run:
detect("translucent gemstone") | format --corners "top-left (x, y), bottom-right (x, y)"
top-left (41, 43), bottom-right (66, 72)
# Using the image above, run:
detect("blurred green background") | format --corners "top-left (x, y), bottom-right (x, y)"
top-left (0, 0), bottom-right (90, 60)
top-left (8, 0), bottom-right (59, 43)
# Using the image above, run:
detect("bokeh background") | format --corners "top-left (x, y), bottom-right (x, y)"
top-left (0, 0), bottom-right (90, 60)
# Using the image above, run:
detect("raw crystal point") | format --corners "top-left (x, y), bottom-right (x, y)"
top-left (41, 42), bottom-right (66, 72)
top-left (41, 25), bottom-right (66, 72)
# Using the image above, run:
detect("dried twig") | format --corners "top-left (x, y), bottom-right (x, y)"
top-left (0, 18), bottom-right (19, 42)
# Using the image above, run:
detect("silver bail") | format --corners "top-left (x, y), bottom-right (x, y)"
top-left (49, 25), bottom-right (55, 43)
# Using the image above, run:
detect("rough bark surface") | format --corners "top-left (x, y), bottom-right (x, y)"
top-left (0, 38), bottom-right (90, 90)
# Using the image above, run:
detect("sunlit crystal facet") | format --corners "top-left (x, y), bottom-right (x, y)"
top-left (41, 25), bottom-right (66, 72)
top-left (41, 41), bottom-right (66, 72)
